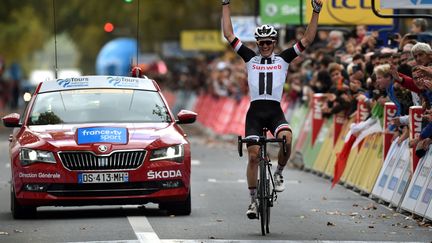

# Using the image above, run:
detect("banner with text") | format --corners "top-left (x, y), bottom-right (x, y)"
top-left (306, 0), bottom-right (393, 25)
top-left (181, 30), bottom-right (226, 51)
top-left (260, 0), bottom-right (302, 25)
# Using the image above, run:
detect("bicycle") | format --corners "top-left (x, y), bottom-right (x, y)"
top-left (237, 128), bottom-right (287, 236)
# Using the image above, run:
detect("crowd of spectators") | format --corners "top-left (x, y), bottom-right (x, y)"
top-left (165, 18), bottom-right (432, 158)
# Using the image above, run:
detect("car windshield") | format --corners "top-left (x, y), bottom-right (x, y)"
top-left (28, 89), bottom-right (171, 125)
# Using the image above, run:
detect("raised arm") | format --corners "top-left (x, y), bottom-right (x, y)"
top-left (300, 0), bottom-right (323, 48)
top-left (221, 0), bottom-right (236, 43)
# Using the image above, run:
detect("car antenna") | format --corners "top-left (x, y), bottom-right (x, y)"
top-left (135, 0), bottom-right (140, 69)
top-left (52, 0), bottom-right (59, 79)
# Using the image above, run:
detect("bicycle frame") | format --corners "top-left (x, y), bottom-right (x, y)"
top-left (238, 130), bottom-right (286, 235)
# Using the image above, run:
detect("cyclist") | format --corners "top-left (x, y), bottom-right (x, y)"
top-left (221, 0), bottom-right (322, 219)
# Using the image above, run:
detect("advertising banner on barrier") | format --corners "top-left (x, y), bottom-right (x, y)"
top-left (413, 147), bottom-right (432, 217)
top-left (384, 102), bottom-right (397, 160)
top-left (409, 106), bottom-right (423, 172)
top-left (424, 183), bottom-right (432, 221)
top-left (356, 99), bottom-right (369, 123)
top-left (295, 109), bottom-right (312, 154)
top-left (381, 140), bottom-right (410, 203)
top-left (423, 146), bottom-right (432, 221)
top-left (400, 149), bottom-right (429, 213)
top-left (371, 139), bottom-right (401, 200)
top-left (392, 165), bottom-right (412, 208)
top-left (333, 112), bottom-right (346, 146)
top-left (312, 94), bottom-right (326, 146)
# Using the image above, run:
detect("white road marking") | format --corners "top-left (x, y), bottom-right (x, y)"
top-left (208, 178), bottom-right (245, 183)
top-left (67, 240), bottom-right (427, 243)
top-left (191, 160), bottom-right (200, 165)
top-left (160, 240), bottom-right (427, 243)
top-left (125, 206), bottom-right (161, 243)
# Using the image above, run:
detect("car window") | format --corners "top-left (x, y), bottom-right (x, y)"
top-left (28, 89), bottom-right (171, 125)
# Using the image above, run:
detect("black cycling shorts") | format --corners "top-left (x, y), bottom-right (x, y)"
top-left (245, 100), bottom-right (291, 141)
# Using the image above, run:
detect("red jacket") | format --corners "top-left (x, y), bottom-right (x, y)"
top-left (398, 72), bottom-right (422, 94)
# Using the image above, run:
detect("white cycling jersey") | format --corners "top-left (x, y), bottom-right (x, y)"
top-left (230, 37), bottom-right (304, 102)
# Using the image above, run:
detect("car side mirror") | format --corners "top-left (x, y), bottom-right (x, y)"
top-left (2, 113), bottom-right (22, 127)
top-left (176, 110), bottom-right (197, 124)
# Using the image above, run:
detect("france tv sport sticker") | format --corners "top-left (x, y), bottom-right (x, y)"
top-left (77, 127), bottom-right (128, 144)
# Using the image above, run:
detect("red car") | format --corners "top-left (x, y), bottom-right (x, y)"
top-left (2, 75), bottom-right (197, 218)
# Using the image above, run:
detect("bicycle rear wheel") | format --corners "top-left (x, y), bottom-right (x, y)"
top-left (258, 159), bottom-right (267, 236)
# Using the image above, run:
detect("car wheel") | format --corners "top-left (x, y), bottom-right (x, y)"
top-left (160, 191), bottom-right (191, 216)
top-left (11, 186), bottom-right (36, 219)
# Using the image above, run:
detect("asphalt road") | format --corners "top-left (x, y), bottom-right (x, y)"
top-left (0, 126), bottom-right (431, 242)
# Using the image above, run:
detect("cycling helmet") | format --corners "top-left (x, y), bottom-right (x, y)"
top-left (254, 25), bottom-right (278, 39)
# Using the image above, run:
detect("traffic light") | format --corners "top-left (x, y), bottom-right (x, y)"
top-left (104, 22), bottom-right (114, 33)
top-left (124, 0), bottom-right (133, 3)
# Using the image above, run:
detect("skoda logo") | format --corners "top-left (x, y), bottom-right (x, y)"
top-left (98, 145), bottom-right (108, 153)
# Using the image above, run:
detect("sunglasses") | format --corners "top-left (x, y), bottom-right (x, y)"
top-left (257, 40), bottom-right (275, 46)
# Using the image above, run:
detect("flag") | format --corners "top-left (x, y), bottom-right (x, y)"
top-left (332, 133), bottom-right (357, 188)
top-left (352, 119), bottom-right (383, 149)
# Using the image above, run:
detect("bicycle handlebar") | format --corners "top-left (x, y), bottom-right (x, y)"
top-left (237, 135), bottom-right (287, 157)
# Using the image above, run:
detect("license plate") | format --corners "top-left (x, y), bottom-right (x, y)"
top-left (78, 172), bottom-right (129, 183)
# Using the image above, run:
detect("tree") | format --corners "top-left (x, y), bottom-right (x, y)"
top-left (0, 0), bottom-right (255, 75)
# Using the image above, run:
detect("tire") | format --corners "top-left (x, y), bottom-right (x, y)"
top-left (258, 160), bottom-right (267, 236)
top-left (266, 178), bottom-right (271, 234)
top-left (10, 186), bottom-right (36, 219)
top-left (160, 191), bottom-right (191, 216)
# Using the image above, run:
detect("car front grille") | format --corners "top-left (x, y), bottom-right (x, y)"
top-left (59, 150), bottom-right (146, 171)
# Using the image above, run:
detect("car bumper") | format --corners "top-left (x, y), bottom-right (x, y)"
top-left (13, 162), bottom-right (190, 207)
top-left (15, 182), bottom-right (189, 207)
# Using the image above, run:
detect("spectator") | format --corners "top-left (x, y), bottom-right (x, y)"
top-left (410, 65), bottom-right (432, 155)
top-left (411, 42), bottom-right (432, 66)
top-left (327, 30), bottom-right (345, 55)
top-left (311, 70), bottom-right (332, 94)
top-left (311, 30), bottom-right (329, 50)
top-left (355, 25), bottom-right (367, 45)
top-left (172, 68), bottom-right (195, 115)
top-left (211, 61), bottom-right (231, 98)
top-left (411, 18), bottom-right (428, 34)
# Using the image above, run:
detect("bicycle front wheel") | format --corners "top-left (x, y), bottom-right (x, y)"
top-left (266, 177), bottom-right (271, 233)
top-left (258, 159), bottom-right (267, 236)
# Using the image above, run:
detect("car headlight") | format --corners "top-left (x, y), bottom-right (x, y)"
top-left (150, 144), bottom-right (184, 163)
top-left (20, 148), bottom-right (56, 166)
